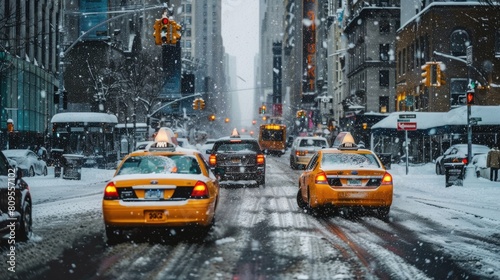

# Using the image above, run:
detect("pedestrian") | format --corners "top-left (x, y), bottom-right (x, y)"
top-left (486, 147), bottom-right (500, 181)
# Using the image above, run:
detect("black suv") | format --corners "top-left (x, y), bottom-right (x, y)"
top-left (0, 151), bottom-right (32, 241)
top-left (208, 134), bottom-right (266, 186)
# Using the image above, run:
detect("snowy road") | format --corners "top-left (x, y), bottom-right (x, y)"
top-left (1, 154), bottom-right (499, 279)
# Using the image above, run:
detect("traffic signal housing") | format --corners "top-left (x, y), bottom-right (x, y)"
top-left (192, 99), bottom-right (199, 110)
top-left (436, 63), bottom-right (445, 86)
top-left (199, 99), bottom-right (205, 110)
top-left (160, 17), bottom-right (170, 44)
top-left (153, 19), bottom-right (162, 45)
top-left (421, 64), bottom-right (431, 87)
top-left (170, 20), bottom-right (182, 44)
top-left (296, 110), bottom-right (306, 118)
top-left (466, 91), bottom-right (474, 105)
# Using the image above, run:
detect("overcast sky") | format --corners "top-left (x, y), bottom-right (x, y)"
top-left (221, 0), bottom-right (259, 130)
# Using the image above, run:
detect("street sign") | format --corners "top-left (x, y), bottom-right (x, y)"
top-left (466, 46), bottom-right (472, 66)
top-left (399, 114), bottom-right (416, 119)
top-left (397, 122), bottom-right (417, 131)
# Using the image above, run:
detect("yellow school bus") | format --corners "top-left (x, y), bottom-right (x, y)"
top-left (259, 124), bottom-right (287, 156)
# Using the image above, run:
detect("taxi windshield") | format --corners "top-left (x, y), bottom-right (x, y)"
top-left (117, 155), bottom-right (201, 175)
top-left (321, 153), bottom-right (380, 169)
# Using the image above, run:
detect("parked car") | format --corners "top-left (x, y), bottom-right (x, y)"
top-left (289, 136), bottom-right (329, 170)
top-left (0, 151), bottom-right (32, 241)
top-left (435, 144), bottom-right (490, 175)
top-left (2, 149), bottom-right (48, 177)
top-left (471, 153), bottom-right (492, 180)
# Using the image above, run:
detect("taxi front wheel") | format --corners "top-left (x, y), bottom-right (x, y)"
top-left (296, 189), bottom-right (307, 210)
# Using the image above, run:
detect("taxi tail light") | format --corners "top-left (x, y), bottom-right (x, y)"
top-left (296, 150), bottom-right (307, 156)
top-left (104, 182), bottom-right (119, 200)
top-left (256, 154), bottom-right (265, 165)
top-left (315, 171), bottom-right (328, 184)
top-left (191, 181), bottom-right (209, 198)
top-left (381, 172), bottom-right (393, 185)
top-left (209, 155), bottom-right (217, 166)
top-left (461, 158), bottom-right (468, 165)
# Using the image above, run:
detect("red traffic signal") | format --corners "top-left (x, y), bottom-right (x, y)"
top-left (161, 17), bottom-right (169, 25)
top-left (466, 91), bottom-right (474, 105)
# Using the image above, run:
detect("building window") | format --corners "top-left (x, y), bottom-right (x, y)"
top-left (450, 29), bottom-right (469, 57)
top-left (186, 4), bottom-right (192, 13)
top-left (379, 20), bottom-right (390, 34)
top-left (380, 44), bottom-right (390, 61)
top-left (379, 96), bottom-right (389, 113)
top-left (379, 70), bottom-right (389, 87)
top-left (185, 28), bottom-right (192, 37)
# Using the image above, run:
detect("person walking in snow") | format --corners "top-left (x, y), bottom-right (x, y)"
top-left (486, 147), bottom-right (500, 181)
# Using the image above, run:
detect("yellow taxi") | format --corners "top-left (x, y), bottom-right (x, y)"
top-left (297, 141), bottom-right (393, 218)
top-left (102, 128), bottom-right (219, 242)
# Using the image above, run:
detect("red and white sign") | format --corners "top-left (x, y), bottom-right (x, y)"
top-left (397, 122), bottom-right (417, 131)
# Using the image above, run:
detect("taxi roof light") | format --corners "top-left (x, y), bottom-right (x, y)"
top-left (150, 127), bottom-right (176, 151)
top-left (230, 128), bottom-right (240, 138)
top-left (338, 142), bottom-right (359, 151)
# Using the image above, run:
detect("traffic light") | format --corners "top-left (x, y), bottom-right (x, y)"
top-left (170, 20), bottom-right (182, 44)
top-left (199, 99), bottom-right (205, 110)
top-left (296, 110), bottom-right (306, 118)
top-left (208, 114), bottom-right (216, 121)
top-left (421, 64), bottom-right (431, 87)
top-left (160, 16), bottom-right (170, 44)
top-left (153, 19), bottom-right (162, 45)
top-left (7, 122), bottom-right (13, 132)
top-left (437, 64), bottom-right (446, 86)
top-left (466, 91), bottom-right (474, 105)
top-left (259, 105), bottom-right (266, 114)
top-left (192, 99), bottom-right (199, 110)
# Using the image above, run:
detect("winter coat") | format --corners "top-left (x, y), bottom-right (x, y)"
top-left (486, 149), bottom-right (500, 169)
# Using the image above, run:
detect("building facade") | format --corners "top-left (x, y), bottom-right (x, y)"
top-left (0, 0), bottom-right (62, 149)
top-left (396, 2), bottom-right (500, 112)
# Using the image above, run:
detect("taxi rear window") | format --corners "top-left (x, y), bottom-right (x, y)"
top-left (321, 153), bottom-right (380, 168)
top-left (299, 139), bottom-right (327, 148)
top-left (117, 155), bottom-right (201, 175)
top-left (216, 143), bottom-right (257, 153)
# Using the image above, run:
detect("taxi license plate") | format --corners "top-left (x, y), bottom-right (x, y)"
top-left (145, 189), bottom-right (163, 199)
top-left (145, 211), bottom-right (165, 222)
top-left (231, 158), bottom-right (241, 164)
top-left (340, 192), bottom-right (367, 199)
top-left (347, 179), bottom-right (362, 186)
